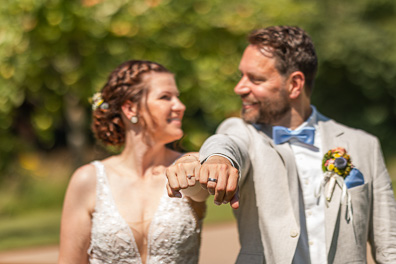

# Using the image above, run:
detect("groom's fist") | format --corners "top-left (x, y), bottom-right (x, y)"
top-left (200, 156), bottom-right (239, 209)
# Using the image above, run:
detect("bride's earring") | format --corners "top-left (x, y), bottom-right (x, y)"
top-left (130, 116), bottom-right (138, 124)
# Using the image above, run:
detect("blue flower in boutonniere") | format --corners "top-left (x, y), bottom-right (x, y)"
top-left (322, 147), bottom-right (353, 179)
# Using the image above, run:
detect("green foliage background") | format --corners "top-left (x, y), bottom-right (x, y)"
top-left (1, 0), bottom-right (396, 250)
top-left (1, 0), bottom-right (396, 166)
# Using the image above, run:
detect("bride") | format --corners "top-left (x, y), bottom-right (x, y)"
top-left (58, 60), bottom-right (208, 264)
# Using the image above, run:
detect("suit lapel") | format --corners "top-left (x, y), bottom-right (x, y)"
top-left (270, 140), bottom-right (301, 227)
top-left (319, 119), bottom-right (347, 255)
top-left (258, 125), bottom-right (300, 228)
top-left (255, 127), bottom-right (300, 262)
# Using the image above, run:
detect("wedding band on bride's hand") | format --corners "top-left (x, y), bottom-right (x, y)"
top-left (207, 178), bottom-right (218, 183)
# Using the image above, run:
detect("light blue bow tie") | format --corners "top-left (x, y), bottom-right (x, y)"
top-left (272, 126), bottom-right (315, 145)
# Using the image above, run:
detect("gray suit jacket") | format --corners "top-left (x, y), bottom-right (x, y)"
top-left (200, 114), bottom-right (396, 264)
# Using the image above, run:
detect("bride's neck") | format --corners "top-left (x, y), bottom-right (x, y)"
top-left (117, 137), bottom-right (175, 178)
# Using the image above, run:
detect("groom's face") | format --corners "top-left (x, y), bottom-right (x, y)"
top-left (234, 45), bottom-right (291, 125)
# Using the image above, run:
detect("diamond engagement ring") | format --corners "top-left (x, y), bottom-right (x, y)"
top-left (207, 178), bottom-right (218, 183)
top-left (187, 175), bottom-right (193, 179)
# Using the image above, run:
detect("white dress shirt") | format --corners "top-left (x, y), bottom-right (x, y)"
top-left (290, 106), bottom-right (327, 264)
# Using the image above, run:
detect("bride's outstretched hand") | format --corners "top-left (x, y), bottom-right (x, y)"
top-left (166, 154), bottom-right (201, 198)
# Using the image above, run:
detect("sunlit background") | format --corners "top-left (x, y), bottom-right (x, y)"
top-left (1, 0), bottom-right (396, 251)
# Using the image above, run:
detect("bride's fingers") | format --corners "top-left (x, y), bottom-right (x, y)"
top-left (186, 162), bottom-right (200, 187)
top-left (176, 164), bottom-right (188, 189)
top-left (186, 172), bottom-right (196, 187)
top-left (166, 167), bottom-right (181, 191)
top-left (194, 163), bottom-right (201, 182)
top-left (176, 161), bottom-right (201, 187)
top-left (166, 182), bottom-right (182, 198)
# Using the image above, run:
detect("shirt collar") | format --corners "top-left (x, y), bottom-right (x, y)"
top-left (294, 105), bottom-right (318, 131)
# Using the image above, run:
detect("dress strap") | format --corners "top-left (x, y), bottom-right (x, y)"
top-left (91, 161), bottom-right (106, 186)
top-left (91, 161), bottom-right (110, 210)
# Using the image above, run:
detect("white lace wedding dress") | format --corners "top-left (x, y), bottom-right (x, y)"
top-left (88, 161), bottom-right (202, 264)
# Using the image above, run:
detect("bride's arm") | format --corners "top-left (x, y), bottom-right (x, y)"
top-left (58, 164), bottom-right (95, 264)
top-left (166, 153), bottom-right (209, 202)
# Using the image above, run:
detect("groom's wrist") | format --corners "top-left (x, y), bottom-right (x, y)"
top-left (204, 154), bottom-right (236, 168)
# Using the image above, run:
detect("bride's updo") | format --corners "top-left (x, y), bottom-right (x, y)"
top-left (91, 60), bottom-right (171, 146)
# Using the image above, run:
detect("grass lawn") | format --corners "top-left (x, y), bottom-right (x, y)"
top-left (0, 209), bottom-right (61, 251)
top-left (0, 180), bottom-right (394, 252)
top-left (0, 197), bottom-right (234, 252)
top-left (204, 196), bottom-right (235, 224)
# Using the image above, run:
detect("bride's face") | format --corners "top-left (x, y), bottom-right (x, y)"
top-left (140, 72), bottom-right (186, 144)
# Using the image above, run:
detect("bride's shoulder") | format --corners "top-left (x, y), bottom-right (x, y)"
top-left (61, 163), bottom-right (98, 215)
top-left (67, 163), bottom-right (97, 198)
top-left (73, 163), bottom-right (97, 182)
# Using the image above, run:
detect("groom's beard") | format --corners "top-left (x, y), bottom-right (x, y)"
top-left (241, 88), bottom-right (290, 125)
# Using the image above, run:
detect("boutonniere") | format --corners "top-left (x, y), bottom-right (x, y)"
top-left (322, 147), bottom-right (353, 178)
top-left (322, 147), bottom-right (353, 201)
top-left (314, 147), bottom-right (354, 222)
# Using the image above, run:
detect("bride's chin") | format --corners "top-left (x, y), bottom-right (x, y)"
top-left (163, 132), bottom-right (184, 144)
top-left (173, 132), bottom-right (184, 141)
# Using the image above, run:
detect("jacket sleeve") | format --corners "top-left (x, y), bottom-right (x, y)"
top-left (199, 118), bottom-right (252, 184)
top-left (369, 137), bottom-right (396, 263)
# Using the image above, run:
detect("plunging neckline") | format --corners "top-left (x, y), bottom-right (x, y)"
top-left (99, 162), bottom-right (166, 264)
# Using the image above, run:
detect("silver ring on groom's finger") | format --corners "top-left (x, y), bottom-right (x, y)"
top-left (207, 178), bottom-right (218, 183)
top-left (187, 175), bottom-right (193, 179)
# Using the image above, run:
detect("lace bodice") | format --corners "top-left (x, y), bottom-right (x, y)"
top-left (88, 161), bottom-right (202, 264)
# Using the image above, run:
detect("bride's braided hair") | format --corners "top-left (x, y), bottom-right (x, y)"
top-left (91, 60), bottom-right (171, 146)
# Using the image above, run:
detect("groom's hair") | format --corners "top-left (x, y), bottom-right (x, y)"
top-left (248, 26), bottom-right (318, 95)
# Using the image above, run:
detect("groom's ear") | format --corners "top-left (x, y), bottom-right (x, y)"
top-left (287, 71), bottom-right (305, 99)
top-left (121, 100), bottom-right (138, 120)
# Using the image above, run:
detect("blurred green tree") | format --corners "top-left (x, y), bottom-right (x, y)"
top-left (0, 0), bottom-right (395, 177)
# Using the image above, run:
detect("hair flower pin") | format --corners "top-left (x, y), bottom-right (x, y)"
top-left (90, 92), bottom-right (109, 110)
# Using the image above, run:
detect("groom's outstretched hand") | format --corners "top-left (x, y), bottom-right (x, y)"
top-left (200, 156), bottom-right (240, 209)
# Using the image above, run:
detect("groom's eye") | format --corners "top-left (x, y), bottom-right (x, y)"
top-left (249, 76), bottom-right (264, 84)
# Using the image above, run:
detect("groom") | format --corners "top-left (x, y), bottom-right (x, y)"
top-left (168, 26), bottom-right (396, 263)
